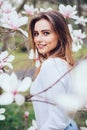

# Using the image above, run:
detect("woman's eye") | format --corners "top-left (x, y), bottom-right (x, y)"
top-left (44, 32), bottom-right (50, 36)
top-left (33, 32), bottom-right (38, 37)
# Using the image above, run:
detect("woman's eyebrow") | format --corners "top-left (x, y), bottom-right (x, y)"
top-left (34, 29), bottom-right (52, 32)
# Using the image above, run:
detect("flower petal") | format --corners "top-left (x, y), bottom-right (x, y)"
top-left (0, 108), bottom-right (5, 114)
top-left (0, 73), bottom-right (11, 92)
top-left (9, 72), bottom-right (18, 91)
top-left (55, 94), bottom-right (83, 112)
top-left (18, 77), bottom-right (32, 92)
top-left (0, 72), bottom-right (18, 92)
top-left (72, 60), bottom-right (87, 100)
top-left (7, 55), bottom-right (15, 62)
top-left (15, 94), bottom-right (25, 105)
top-left (0, 93), bottom-right (13, 105)
top-left (0, 115), bottom-right (5, 120)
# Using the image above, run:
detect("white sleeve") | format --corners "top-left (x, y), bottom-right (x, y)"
top-left (39, 58), bottom-right (69, 130)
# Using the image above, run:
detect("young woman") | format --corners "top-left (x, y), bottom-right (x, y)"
top-left (29, 10), bottom-right (79, 130)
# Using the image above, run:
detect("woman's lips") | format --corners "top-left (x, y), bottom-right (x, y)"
top-left (37, 44), bottom-right (46, 49)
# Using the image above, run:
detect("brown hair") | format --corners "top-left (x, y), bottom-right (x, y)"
top-left (29, 10), bottom-right (74, 66)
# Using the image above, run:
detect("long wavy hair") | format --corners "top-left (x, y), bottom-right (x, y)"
top-left (29, 10), bottom-right (74, 67)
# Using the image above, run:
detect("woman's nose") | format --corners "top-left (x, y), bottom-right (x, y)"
top-left (35, 34), bottom-right (43, 42)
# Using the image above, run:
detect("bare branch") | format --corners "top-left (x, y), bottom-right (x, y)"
top-left (16, 0), bottom-right (28, 13)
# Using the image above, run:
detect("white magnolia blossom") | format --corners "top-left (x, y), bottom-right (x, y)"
top-left (72, 43), bottom-right (82, 52)
top-left (0, 1), bottom-right (15, 14)
top-left (1, 11), bottom-right (28, 30)
top-left (0, 108), bottom-right (5, 120)
top-left (55, 94), bottom-right (83, 112)
top-left (59, 4), bottom-right (77, 19)
top-left (68, 25), bottom-right (86, 52)
top-left (71, 59), bottom-right (87, 105)
top-left (27, 120), bottom-right (38, 130)
top-left (23, 4), bottom-right (38, 15)
top-left (0, 51), bottom-right (15, 70)
top-left (72, 29), bottom-right (86, 44)
top-left (54, 60), bottom-right (87, 112)
top-left (0, 72), bottom-right (32, 105)
top-left (74, 16), bottom-right (87, 26)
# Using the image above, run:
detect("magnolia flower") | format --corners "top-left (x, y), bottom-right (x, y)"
top-left (27, 120), bottom-right (38, 130)
top-left (74, 16), bottom-right (87, 26)
top-left (53, 60), bottom-right (87, 112)
top-left (72, 43), bottom-right (82, 52)
top-left (59, 4), bottom-right (77, 19)
top-left (54, 60), bottom-right (87, 112)
top-left (68, 24), bottom-right (86, 52)
top-left (1, 11), bottom-right (28, 32)
top-left (69, 29), bottom-right (86, 52)
top-left (23, 4), bottom-right (38, 15)
top-left (72, 29), bottom-right (86, 44)
top-left (0, 108), bottom-right (5, 120)
top-left (24, 111), bottom-right (29, 119)
top-left (55, 94), bottom-right (83, 112)
top-left (1, 1), bottom-right (15, 13)
top-left (71, 59), bottom-right (87, 105)
top-left (0, 51), bottom-right (15, 70)
top-left (0, 72), bottom-right (32, 105)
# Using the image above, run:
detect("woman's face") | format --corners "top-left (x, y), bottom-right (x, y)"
top-left (33, 19), bottom-right (59, 57)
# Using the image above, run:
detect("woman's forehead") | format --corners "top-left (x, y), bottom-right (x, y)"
top-left (34, 19), bottom-right (53, 31)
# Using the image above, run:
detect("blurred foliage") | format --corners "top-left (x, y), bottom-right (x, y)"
top-left (0, 103), bottom-right (35, 130)
top-left (75, 110), bottom-right (87, 127)
top-left (73, 44), bottom-right (87, 61)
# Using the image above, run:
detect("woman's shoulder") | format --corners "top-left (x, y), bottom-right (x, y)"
top-left (41, 57), bottom-right (68, 70)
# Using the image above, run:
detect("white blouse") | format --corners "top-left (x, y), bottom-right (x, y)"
top-left (30, 58), bottom-right (72, 130)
